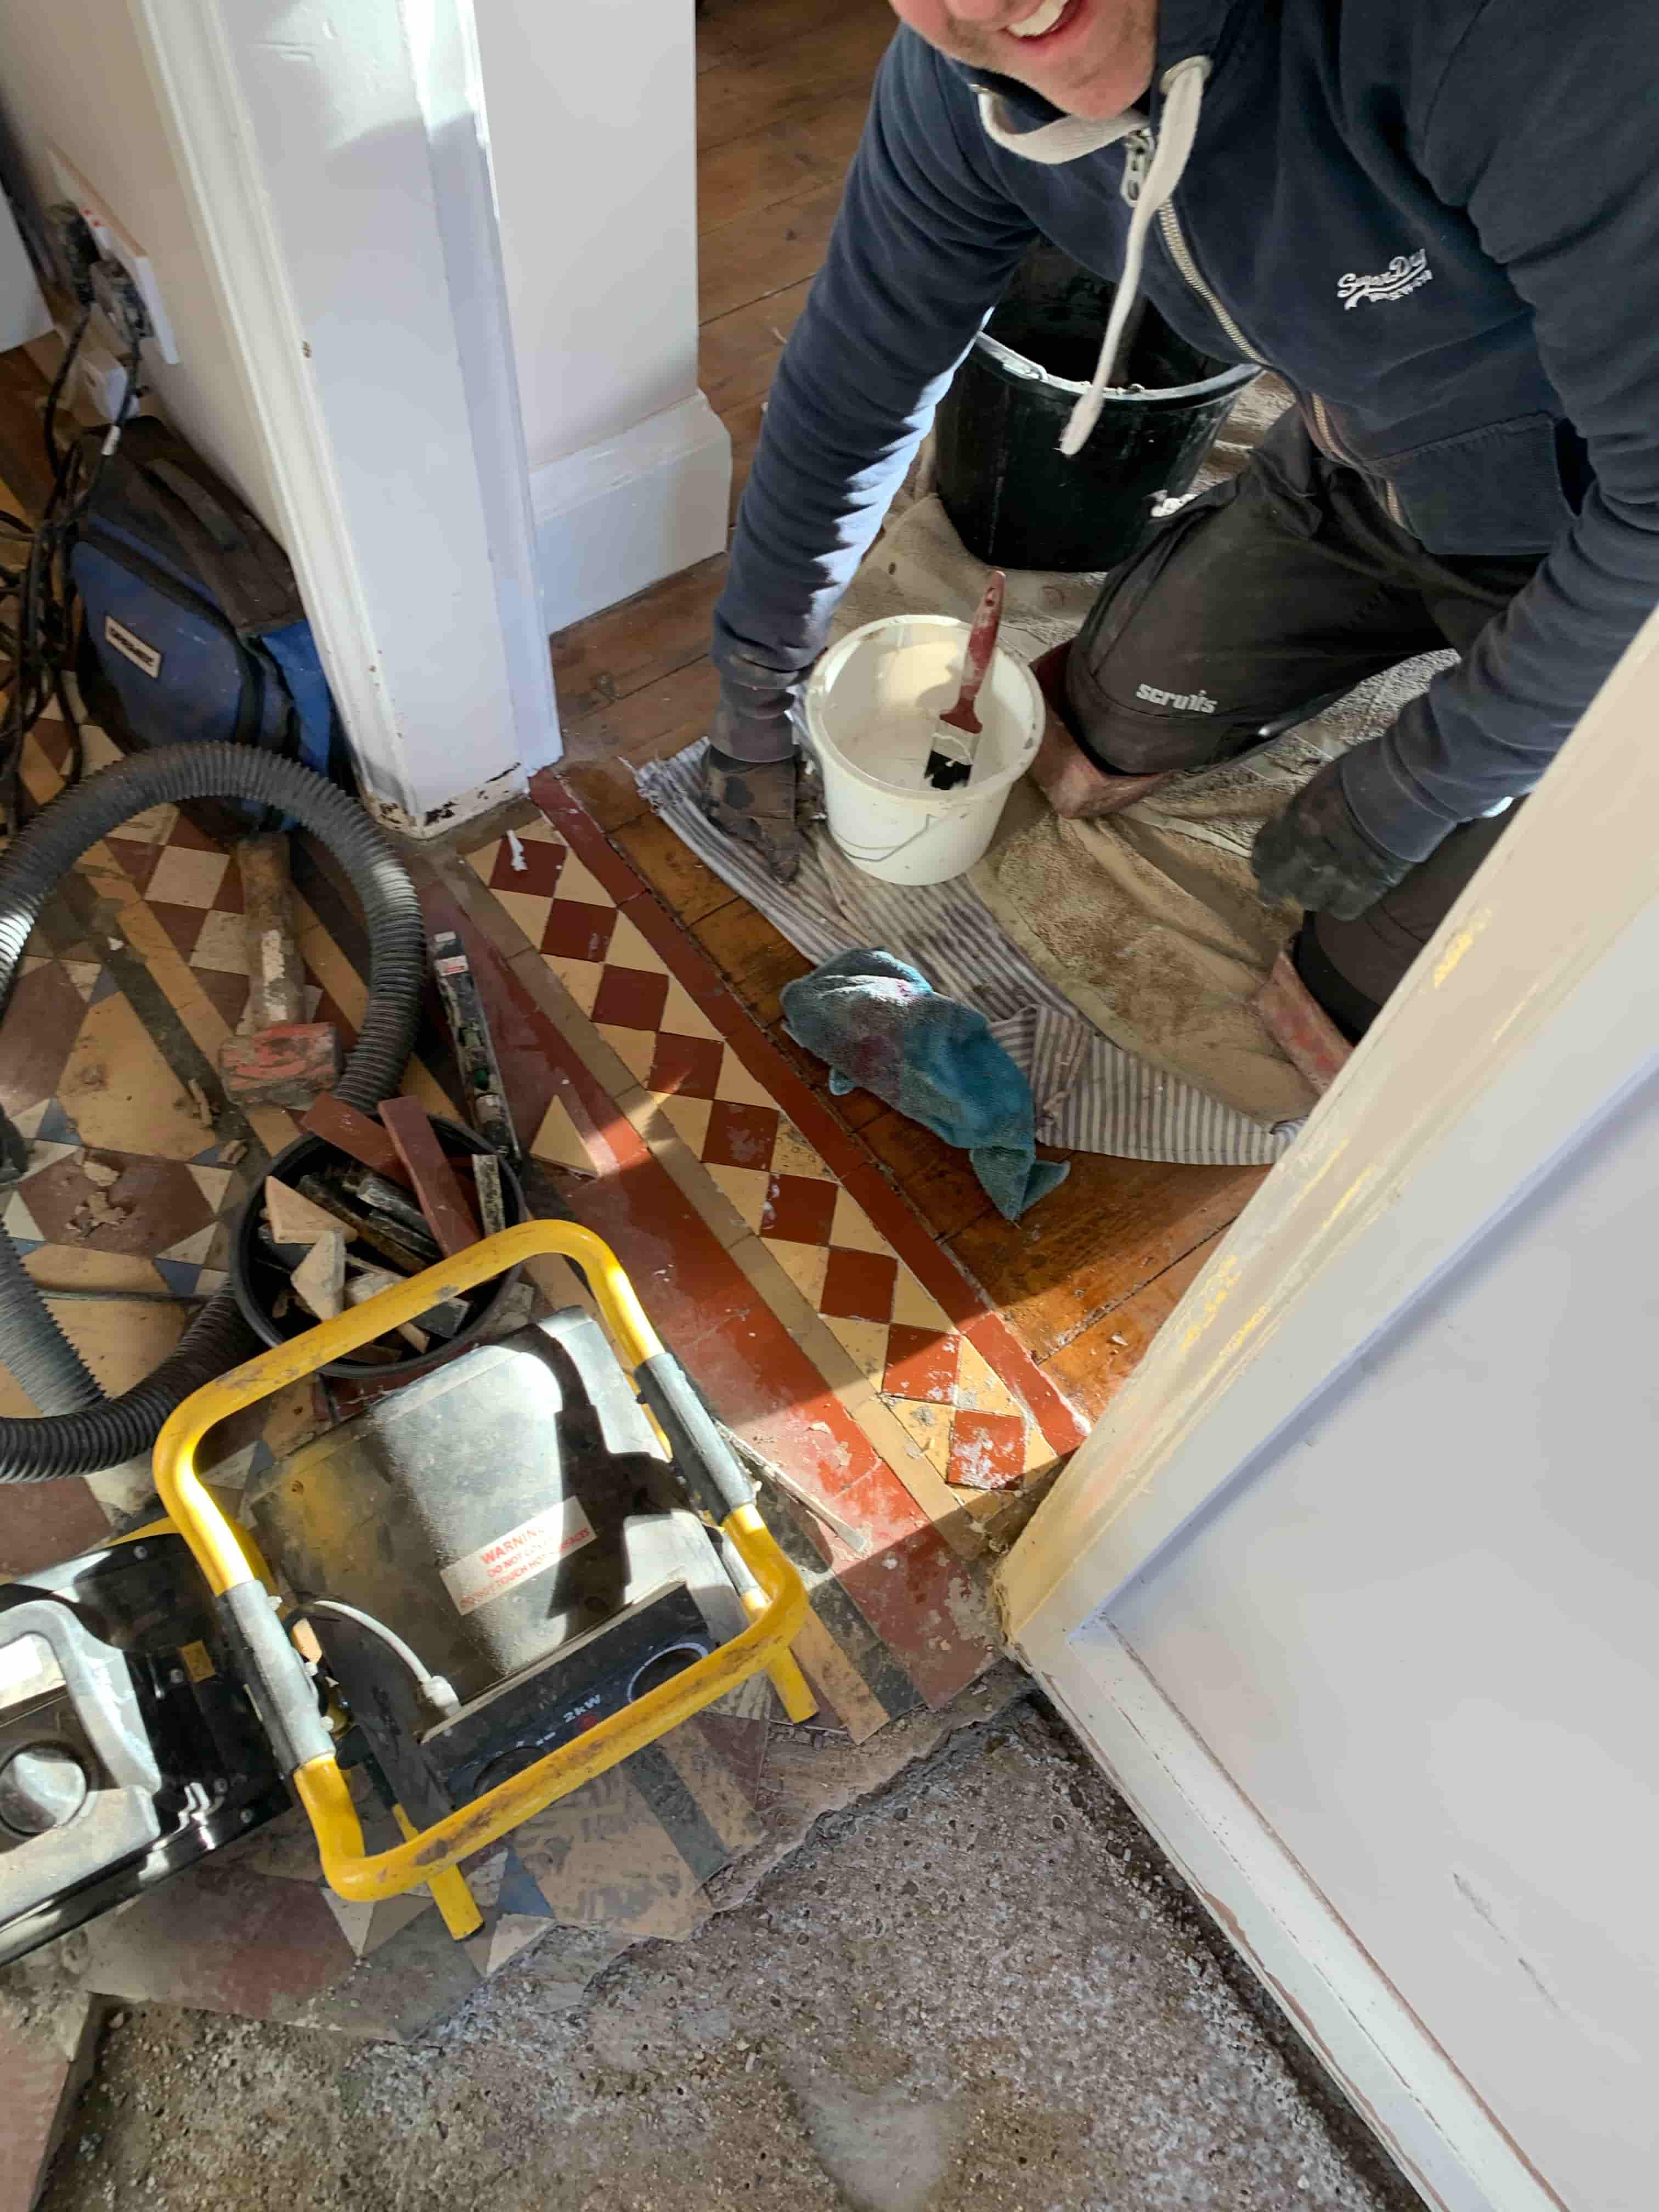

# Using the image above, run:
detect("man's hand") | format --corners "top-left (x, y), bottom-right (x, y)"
top-left (1252, 758), bottom-right (1418, 919)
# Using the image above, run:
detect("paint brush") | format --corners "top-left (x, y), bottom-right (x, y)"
top-left (925, 568), bottom-right (1006, 792)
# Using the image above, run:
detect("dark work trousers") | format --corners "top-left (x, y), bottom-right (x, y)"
top-left (1062, 409), bottom-right (1538, 1035)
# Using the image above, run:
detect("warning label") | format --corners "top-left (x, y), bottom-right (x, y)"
top-left (439, 1500), bottom-right (596, 1616)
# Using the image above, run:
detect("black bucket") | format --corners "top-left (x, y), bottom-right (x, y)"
top-left (934, 245), bottom-right (1257, 573)
top-left (230, 1117), bottom-right (527, 1383)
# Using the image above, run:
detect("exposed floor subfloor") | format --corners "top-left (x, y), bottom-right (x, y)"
top-left (37, 1701), bottom-right (1420, 2212)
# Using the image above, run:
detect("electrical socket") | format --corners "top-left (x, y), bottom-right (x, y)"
top-left (46, 146), bottom-right (178, 365)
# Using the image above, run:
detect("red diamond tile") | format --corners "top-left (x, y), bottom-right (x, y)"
top-left (883, 1324), bottom-right (962, 1407)
top-left (0, 964), bottom-right (86, 1115)
top-left (102, 838), bottom-right (162, 894)
top-left (165, 811), bottom-right (231, 853)
top-left (761, 1172), bottom-right (838, 1245)
top-left (947, 1409), bottom-right (1028, 1492)
top-left (146, 900), bottom-right (208, 959)
top-left (820, 1246), bottom-right (898, 1325)
top-left (590, 964), bottom-right (669, 1032)
top-left (196, 969), bottom-right (251, 1032)
top-left (703, 1099), bottom-right (780, 1172)
top-left (489, 836), bottom-right (568, 898)
top-left (22, 1154), bottom-right (213, 1256)
top-left (213, 862), bottom-right (245, 915)
top-left (540, 900), bottom-right (617, 963)
top-left (648, 1031), bottom-right (725, 1099)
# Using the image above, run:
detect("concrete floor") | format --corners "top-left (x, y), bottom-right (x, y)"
top-left (42, 1701), bottom-right (1419, 2212)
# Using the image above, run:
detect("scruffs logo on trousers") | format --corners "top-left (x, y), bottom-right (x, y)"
top-left (1136, 682), bottom-right (1217, 714)
top-left (1338, 249), bottom-right (1432, 309)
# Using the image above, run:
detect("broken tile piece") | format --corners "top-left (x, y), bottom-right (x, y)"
top-left (292, 1231), bottom-right (346, 1320)
top-left (264, 1177), bottom-right (345, 1248)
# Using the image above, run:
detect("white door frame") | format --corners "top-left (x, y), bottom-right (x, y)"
top-left (133, 0), bottom-right (560, 834)
top-left (999, 602), bottom-right (1659, 2211)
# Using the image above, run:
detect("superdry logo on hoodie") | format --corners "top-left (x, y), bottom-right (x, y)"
top-left (1338, 250), bottom-right (1433, 309)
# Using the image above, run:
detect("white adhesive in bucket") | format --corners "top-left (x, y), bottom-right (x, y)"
top-left (805, 614), bottom-right (1043, 885)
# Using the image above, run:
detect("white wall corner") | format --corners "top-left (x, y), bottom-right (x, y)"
top-left (532, 393), bottom-right (731, 636)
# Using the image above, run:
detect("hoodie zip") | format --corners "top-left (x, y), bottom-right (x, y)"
top-left (1310, 392), bottom-right (1410, 527)
top-left (1123, 126), bottom-right (1260, 363)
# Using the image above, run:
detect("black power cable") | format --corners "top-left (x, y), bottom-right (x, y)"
top-left (0, 303), bottom-right (146, 836)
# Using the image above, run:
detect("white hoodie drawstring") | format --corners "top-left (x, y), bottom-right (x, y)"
top-left (1059, 58), bottom-right (1210, 454)
top-left (978, 58), bottom-right (1212, 457)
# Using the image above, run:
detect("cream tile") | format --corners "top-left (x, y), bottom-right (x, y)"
top-left (605, 911), bottom-right (667, 976)
top-left (156, 1224), bottom-right (218, 1269)
top-left (830, 1186), bottom-right (894, 1257)
top-left (772, 1123), bottom-right (834, 1181)
top-left (552, 851), bottom-right (617, 908)
top-left (713, 1045), bottom-right (780, 1109)
top-left (531, 1094), bottom-right (595, 1173)
top-left (765, 1237), bottom-right (829, 1311)
top-left (59, 992), bottom-right (217, 1161)
top-left (706, 1163), bottom-right (770, 1233)
top-left (1024, 1426), bottom-right (1062, 1476)
top-left (489, 887), bottom-right (554, 951)
top-left (825, 1314), bottom-right (890, 1386)
top-left (890, 1267), bottom-right (955, 1333)
top-left (189, 910), bottom-right (250, 975)
top-left (24, 1248), bottom-right (170, 1296)
top-left (465, 839), bottom-right (502, 882)
top-left (885, 1396), bottom-right (953, 1476)
top-left (657, 973), bottom-right (722, 1042)
top-left (596, 1023), bottom-right (658, 1084)
top-left (656, 1093), bottom-right (712, 1155)
top-left (63, 961), bottom-right (101, 1003)
top-left (544, 954), bottom-right (602, 1017)
top-left (146, 845), bottom-right (229, 909)
top-left (519, 813), bottom-right (562, 844)
top-left (189, 1165), bottom-right (234, 1212)
top-left (3, 1191), bottom-right (42, 1243)
top-left (953, 1338), bottom-right (1026, 1422)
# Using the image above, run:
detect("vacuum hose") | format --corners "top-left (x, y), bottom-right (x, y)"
top-left (0, 743), bottom-right (426, 1480)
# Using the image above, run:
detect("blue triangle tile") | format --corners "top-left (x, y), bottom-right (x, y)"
top-left (153, 1258), bottom-right (203, 1297)
top-left (88, 969), bottom-right (120, 1006)
top-left (493, 1849), bottom-right (556, 1923)
top-left (190, 1143), bottom-right (223, 1166)
top-left (34, 1101), bottom-right (80, 1146)
top-left (7, 1237), bottom-right (42, 1257)
top-left (247, 1437), bottom-right (275, 1478)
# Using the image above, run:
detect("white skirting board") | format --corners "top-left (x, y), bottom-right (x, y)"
top-left (1020, 1613), bottom-right (1565, 2212)
top-left (533, 393), bottom-right (732, 635)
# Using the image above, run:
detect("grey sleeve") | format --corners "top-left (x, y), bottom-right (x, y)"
top-left (710, 34), bottom-right (1036, 706)
top-left (1341, 0), bottom-right (1659, 860)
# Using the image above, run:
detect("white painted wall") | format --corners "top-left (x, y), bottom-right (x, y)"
top-left (476, 0), bottom-right (730, 631)
top-left (0, 0), bottom-right (280, 518)
top-left (1102, 1064), bottom-right (1659, 2211)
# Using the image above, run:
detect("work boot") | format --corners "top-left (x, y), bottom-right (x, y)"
top-left (698, 746), bottom-right (806, 883)
top-left (1026, 644), bottom-right (1176, 821)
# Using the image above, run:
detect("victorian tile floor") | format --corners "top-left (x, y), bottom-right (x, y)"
top-left (0, 692), bottom-right (1076, 2043)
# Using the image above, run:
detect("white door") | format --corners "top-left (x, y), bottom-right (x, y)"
top-left (1000, 602), bottom-right (1659, 2212)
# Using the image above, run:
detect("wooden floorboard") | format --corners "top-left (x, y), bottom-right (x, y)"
top-left (541, 1), bottom-right (1266, 1413)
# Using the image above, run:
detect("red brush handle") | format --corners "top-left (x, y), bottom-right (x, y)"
top-left (954, 570), bottom-right (1006, 716)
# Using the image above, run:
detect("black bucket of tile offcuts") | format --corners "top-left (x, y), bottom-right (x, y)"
top-left (230, 1117), bottom-right (527, 1383)
top-left (934, 245), bottom-right (1258, 573)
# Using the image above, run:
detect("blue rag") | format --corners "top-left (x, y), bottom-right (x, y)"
top-left (781, 950), bottom-right (1070, 1222)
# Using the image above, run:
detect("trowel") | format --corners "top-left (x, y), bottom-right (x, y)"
top-left (924, 568), bottom-right (1006, 791)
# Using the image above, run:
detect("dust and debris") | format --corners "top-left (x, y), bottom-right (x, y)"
top-left (40, 1705), bottom-right (1417, 2212)
top-left (505, 830), bottom-right (528, 874)
top-left (219, 1140), bottom-right (249, 1169)
top-left (186, 1080), bottom-right (215, 1128)
top-left (77, 1154), bottom-right (121, 1189)
top-left (69, 1190), bottom-right (129, 1240)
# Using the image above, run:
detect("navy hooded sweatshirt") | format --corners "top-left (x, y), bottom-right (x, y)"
top-left (711, 0), bottom-right (1659, 863)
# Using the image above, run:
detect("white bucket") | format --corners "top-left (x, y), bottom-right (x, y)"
top-left (804, 614), bottom-right (1043, 885)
